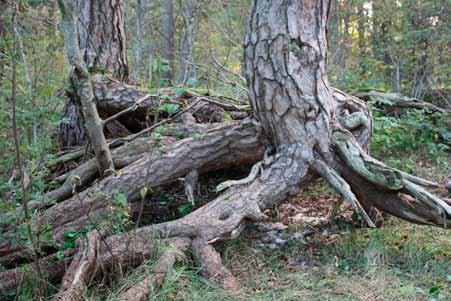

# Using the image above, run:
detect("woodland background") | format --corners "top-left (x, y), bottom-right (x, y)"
top-left (0, 0), bottom-right (450, 300)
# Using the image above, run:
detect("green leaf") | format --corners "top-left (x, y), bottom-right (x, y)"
top-left (114, 193), bottom-right (128, 206)
top-left (56, 251), bottom-right (66, 261)
top-left (223, 113), bottom-right (233, 122)
top-left (155, 126), bottom-right (167, 135)
top-left (178, 203), bottom-right (193, 217)
top-left (174, 87), bottom-right (188, 96)
top-left (159, 103), bottom-right (180, 115)
top-left (429, 285), bottom-right (441, 296)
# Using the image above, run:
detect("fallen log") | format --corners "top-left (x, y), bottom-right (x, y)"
top-left (60, 75), bottom-right (250, 147)
top-left (354, 91), bottom-right (447, 113)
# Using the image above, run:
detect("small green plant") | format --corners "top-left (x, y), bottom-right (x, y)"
top-left (159, 103), bottom-right (180, 116)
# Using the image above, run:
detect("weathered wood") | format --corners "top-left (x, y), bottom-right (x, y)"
top-left (355, 91), bottom-right (447, 113)
top-left (117, 238), bottom-right (190, 301)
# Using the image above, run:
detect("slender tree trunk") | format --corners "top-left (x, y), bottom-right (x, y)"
top-left (58, 0), bottom-right (114, 175)
top-left (0, 0), bottom-right (8, 82)
top-left (410, 5), bottom-right (431, 99)
top-left (161, 0), bottom-right (175, 82)
top-left (357, 2), bottom-right (366, 75)
top-left (178, 0), bottom-right (198, 84)
top-left (134, 0), bottom-right (145, 84)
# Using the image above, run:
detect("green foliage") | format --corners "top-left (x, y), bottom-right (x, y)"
top-left (371, 108), bottom-right (449, 171)
top-left (159, 103), bottom-right (180, 115)
top-left (177, 203), bottom-right (194, 217)
top-left (62, 230), bottom-right (83, 250)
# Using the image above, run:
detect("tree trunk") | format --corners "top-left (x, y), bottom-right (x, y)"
top-left (76, 0), bottom-right (128, 81)
top-left (134, 0), bottom-right (145, 84)
top-left (244, 0), bottom-right (449, 227)
top-left (58, 0), bottom-right (114, 175)
top-left (178, 0), bottom-right (198, 84)
top-left (59, 0), bottom-right (129, 148)
top-left (161, 0), bottom-right (175, 82)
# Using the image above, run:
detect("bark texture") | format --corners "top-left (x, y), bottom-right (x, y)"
top-left (58, 0), bottom-right (114, 175)
top-left (76, 0), bottom-right (128, 81)
top-left (243, 0), bottom-right (449, 228)
top-left (59, 0), bottom-right (130, 148)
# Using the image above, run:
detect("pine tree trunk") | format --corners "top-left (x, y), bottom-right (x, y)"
top-left (2, 1), bottom-right (449, 298)
top-left (58, 0), bottom-right (114, 175)
top-left (244, 0), bottom-right (449, 227)
top-left (59, 0), bottom-right (129, 148)
top-left (76, 0), bottom-right (129, 81)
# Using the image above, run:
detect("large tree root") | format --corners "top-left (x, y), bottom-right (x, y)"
top-left (53, 230), bottom-right (191, 301)
top-left (2, 129), bottom-right (449, 298)
top-left (332, 129), bottom-right (451, 226)
top-left (117, 238), bottom-right (190, 301)
top-left (0, 250), bottom-right (74, 297)
top-left (0, 120), bottom-right (266, 264)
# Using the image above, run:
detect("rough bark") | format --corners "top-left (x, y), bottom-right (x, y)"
top-left (59, 0), bottom-right (129, 148)
top-left (76, 0), bottom-right (128, 81)
top-left (58, 0), bottom-right (114, 175)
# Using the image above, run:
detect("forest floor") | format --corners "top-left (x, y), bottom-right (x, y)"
top-left (78, 158), bottom-right (450, 301)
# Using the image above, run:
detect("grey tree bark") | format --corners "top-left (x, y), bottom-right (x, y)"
top-left (1, 1), bottom-right (449, 299)
top-left (178, 0), bottom-right (198, 84)
top-left (161, 0), bottom-right (175, 81)
top-left (134, 0), bottom-right (145, 84)
top-left (76, 0), bottom-right (128, 81)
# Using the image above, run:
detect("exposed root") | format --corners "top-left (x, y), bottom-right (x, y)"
top-left (117, 238), bottom-right (190, 301)
top-left (354, 91), bottom-right (447, 113)
top-left (216, 148), bottom-right (274, 192)
top-left (0, 250), bottom-right (74, 296)
top-left (312, 159), bottom-right (376, 228)
top-left (54, 232), bottom-right (100, 301)
top-left (191, 239), bottom-right (240, 291)
top-left (333, 129), bottom-right (451, 226)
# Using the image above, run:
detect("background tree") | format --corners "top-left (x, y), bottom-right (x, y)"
top-left (160, 0), bottom-right (175, 82)
top-left (178, 0), bottom-right (199, 84)
top-left (59, 0), bottom-right (129, 148)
